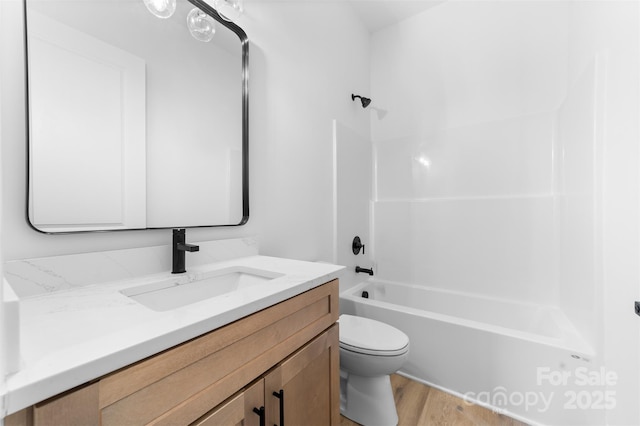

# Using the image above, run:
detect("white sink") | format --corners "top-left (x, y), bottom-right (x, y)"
top-left (121, 267), bottom-right (284, 311)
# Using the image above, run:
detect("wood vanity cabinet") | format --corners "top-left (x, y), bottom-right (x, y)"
top-left (5, 280), bottom-right (340, 426)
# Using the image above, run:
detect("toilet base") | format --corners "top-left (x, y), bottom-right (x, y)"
top-left (340, 370), bottom-right (398, 426)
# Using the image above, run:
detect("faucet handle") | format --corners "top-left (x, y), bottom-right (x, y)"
top-left (173, 229), bottom-right (199, 251)
top-left (177, 243), bottom-right (199, 252)
top-left (352, 236), bottom-right (365, 255)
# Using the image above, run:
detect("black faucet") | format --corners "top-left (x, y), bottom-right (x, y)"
top-left (355, 266), bottom-right (374, 276)
top-left (172, 229), bottom-right (200, 274)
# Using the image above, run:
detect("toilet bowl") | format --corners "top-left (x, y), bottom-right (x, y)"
top-left (339, 314), bottom-right (409, 426)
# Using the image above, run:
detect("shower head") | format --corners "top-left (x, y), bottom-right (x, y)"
top-left (351, 94), bottom-right (372, 108)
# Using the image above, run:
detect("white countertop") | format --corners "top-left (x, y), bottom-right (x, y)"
top-left (3, 255), bottom-right (344, 415)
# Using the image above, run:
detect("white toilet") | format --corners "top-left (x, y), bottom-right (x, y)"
top-left (339, 314), bottom-right (410, 426)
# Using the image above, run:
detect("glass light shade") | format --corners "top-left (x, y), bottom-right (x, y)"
top-left (143, 0), bottom-right (176, 18)
top-left (187, 8), bottom-right (216, 42)
top-left (213, 0), bottom-right (244, 22)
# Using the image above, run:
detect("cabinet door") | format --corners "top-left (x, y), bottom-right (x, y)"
top-left (264, 325), bottom-right (339, 426)
top-left (192, 379), bottom-right (264, 426)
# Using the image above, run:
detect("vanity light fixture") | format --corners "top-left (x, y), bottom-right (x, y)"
top-left (143, 0), bottom-right (176, 19)
top-left (143, 0), bottom-right (242, 42)
top-left (212, 0), bottom-right (244, 22)
top-left (187, 7), bottom-right (216, 42)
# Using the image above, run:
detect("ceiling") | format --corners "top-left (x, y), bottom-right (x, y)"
top-left (348, 0), bottom-right (446, 33)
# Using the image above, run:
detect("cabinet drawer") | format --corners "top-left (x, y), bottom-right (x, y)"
top-left (100, 280), bottom-right (338, 425)
top-left (191, 380), bottom-right (263, 426)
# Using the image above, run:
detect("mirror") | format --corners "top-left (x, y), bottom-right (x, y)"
top-left (24, 0), bottom-right (248, 233)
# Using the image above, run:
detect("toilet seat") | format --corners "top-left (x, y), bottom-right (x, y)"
top-left (339, 314), bottom-right (409, 357)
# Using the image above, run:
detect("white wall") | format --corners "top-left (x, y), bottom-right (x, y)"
top-left (241, 2), bottom-right (370, 262)
top-left (0, 0), bottom-right (370, 263)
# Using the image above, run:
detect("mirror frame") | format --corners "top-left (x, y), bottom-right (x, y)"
top-left (23, 0), bottom-right (249, 234)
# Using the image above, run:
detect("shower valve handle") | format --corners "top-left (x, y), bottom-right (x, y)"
top-left (352, 236), bottom-right (365, 255)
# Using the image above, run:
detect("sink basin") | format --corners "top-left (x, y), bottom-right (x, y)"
top-left (121, 267), bottom-right (284, 311)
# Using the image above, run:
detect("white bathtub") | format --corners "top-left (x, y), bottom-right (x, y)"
top-left (340, 279), bottom-right (603, 426)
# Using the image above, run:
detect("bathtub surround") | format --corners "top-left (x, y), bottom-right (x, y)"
top-left (364, 1), bottom-right (640, 425)
top-left (371, 0), bottom-right (568, 304)
top-left (333, 120), bottom-right (372, 292)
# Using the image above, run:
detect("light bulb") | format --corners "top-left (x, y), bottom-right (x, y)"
top-left (143, 0), bottom-right (176, 19)
top-left (212, 0), bottom-right (244, 22)
top-left (187, 8), bottom-right (216, 42)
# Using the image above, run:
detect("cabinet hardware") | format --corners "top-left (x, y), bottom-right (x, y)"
top-left (253, 406), bottom-right (265, 426)
top-left (272, 389), bottom-right (284, 426)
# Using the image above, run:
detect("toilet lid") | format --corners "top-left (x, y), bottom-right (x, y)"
top-left (339, 314), bottom-right (409, 356)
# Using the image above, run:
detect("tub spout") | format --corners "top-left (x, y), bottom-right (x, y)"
top-left (355, 266), bottom-right (374, 276)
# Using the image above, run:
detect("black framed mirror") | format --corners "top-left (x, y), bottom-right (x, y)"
top-left (24, 0), bottom-right (248, 233)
